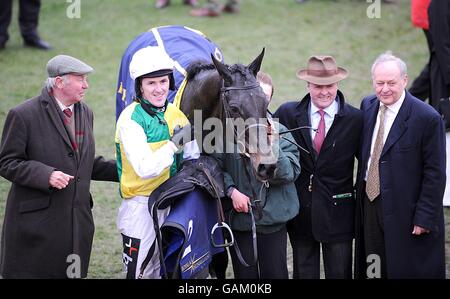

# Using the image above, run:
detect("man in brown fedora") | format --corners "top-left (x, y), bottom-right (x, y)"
top-left (273, 55), bottom-right (363, 279)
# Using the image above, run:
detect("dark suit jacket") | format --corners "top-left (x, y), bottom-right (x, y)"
top-left (0, 88), bottom-right (118, 278)
top-left (355, 91), bottom-right (446, 279)
top-left (274, 91), bottom-right (363, 243)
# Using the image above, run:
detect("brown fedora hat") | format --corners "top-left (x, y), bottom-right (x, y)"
top-left (297, 55), bottom-right (348, 85)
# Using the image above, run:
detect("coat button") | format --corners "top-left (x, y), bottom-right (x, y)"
top-left (68, 152), bottom-right (74, 157)
top-left (77, 177), bottom-right (81, 182)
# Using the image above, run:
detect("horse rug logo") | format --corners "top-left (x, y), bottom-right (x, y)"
top-left (161, 189), bottom-right (224, 279)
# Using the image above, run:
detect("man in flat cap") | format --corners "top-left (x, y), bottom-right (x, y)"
top-left (273, 55), bottom-right (363, 279)
top-left (0, 55), bottom-right (118, 278)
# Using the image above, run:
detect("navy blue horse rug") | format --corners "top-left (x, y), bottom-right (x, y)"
top-left (148, 156), bottom-right (231, 279)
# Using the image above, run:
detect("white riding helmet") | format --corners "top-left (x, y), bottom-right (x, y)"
top-left (130, 46), bottom-right (176, 92)
top-left (129, 46), bottom-right (175, 80)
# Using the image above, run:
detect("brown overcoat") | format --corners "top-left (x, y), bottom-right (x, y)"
top-left (0, 88), bottom-right (118, 278)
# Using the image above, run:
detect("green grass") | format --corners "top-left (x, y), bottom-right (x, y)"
top-left (0, 0), bottom-right (447, 278)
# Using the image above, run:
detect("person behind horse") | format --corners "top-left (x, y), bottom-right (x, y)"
top-left (274, 56), bottom-right (363, 279)
top-left (115, 46), bottom-right (200, 279)
top-left (208, 70), bottom-right (277, 279)
top-left (257, 71), bottom-right (274, 105)
top-left (214, 71), bottom-right (300, 279)
top-left (190, 0), bottom-right (240, 17)
top-left (408, 0), bottom-right (431, 102)
top-left (428, 0), bottom-right (450, 207)
top-left (154, 0), bottom-right (198, 9)
top-left (0, 0), bottom-right (52, 50)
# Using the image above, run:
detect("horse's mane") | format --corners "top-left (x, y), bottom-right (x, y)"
top-left (186, 60), bottom-right (217, 81)
top-left (227, 64), bottom-right (248, 76)
top-left (186, 60), bottom-right (250, 81)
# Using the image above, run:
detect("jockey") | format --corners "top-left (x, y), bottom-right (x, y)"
top-left (115, 46), bottom-right (200, 279)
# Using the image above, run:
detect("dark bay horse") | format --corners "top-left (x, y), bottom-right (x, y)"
top-left (180, 49), bottom-right (277, 181)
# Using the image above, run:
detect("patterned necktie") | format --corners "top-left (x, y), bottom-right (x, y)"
top-left (313, 109), bottom-right (326, 153)
top-left (366, 105), bottom-right (387, 201)
top-left (63, 108), bottom-right (73, 118)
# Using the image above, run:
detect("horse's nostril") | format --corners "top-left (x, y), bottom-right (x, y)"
top-left (267, 164), bottom-right (276, 175)
top-left (257, 164), bottom-right (264, 173)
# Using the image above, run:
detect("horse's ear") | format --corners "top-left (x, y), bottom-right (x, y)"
top-left (247, 48), bottom-right (265, 77)
top-left (211, 53), bottom-right (232, 83)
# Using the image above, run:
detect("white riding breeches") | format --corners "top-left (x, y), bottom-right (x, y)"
top-left (117, 196), bottom-right (170, 279)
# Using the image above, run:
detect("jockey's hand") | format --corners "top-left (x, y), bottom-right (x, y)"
top-left (170, 124), bottom-right (195, 150)
top-left (230, 188), bottom-right (250, 213)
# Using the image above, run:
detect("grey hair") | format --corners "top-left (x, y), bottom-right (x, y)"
top-left (46, 75), bottom-right (68, 91)
top-left (371, 51), bottom-right (407, 78)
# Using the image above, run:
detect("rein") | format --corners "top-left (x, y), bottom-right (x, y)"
top-left (273, 126), bottom-right (318, 155)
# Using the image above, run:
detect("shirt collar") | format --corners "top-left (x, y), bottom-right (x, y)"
top-left (310, 97), bottom-right (339, 117)
top-left (54, 97), bottom-right (74, 112)
top-left (381, 90), bottom-right (405, 114)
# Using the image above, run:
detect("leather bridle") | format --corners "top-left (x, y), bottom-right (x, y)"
top-left (217, 80), bottom-right (269, 275)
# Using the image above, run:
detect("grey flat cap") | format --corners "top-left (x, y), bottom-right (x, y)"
top-left (46, 54), bottom-right (94, 77)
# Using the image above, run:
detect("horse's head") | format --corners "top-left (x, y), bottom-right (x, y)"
top-left (212, 49), bottom-right (278, 182)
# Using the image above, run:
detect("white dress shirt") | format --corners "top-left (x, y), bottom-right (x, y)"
top-left (54, 97), bottom-right (74, 113)
top-left (310, 98), bottom-right (339, 140)
top-left (365, 90), bottom-right (406, 180)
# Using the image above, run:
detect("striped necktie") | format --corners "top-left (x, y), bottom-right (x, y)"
top-left (63, 108), bottom-right (72, 118)
top-left (366, 105), bottom-right (387, 201)
top-left (313, 109), bottom-right (326, 153)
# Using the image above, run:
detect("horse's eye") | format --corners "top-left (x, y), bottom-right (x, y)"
top-left (230, 106), bottom-right (240, 113)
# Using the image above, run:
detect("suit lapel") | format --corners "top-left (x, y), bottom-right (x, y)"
top-left (41, 89), bottom-right (74, 151)
top-left (362, 97), bottom-right (380, 173)
top-left (381, 93), bottom-right (411, 157)
top-left (297, 91), bottom-right (346, 162)
top-left (316, 91), bottom-right (346, 155)
top-left (318, 115), bottom-right (340, 157)
top-left (295, 99), bottom-right (316, 160)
